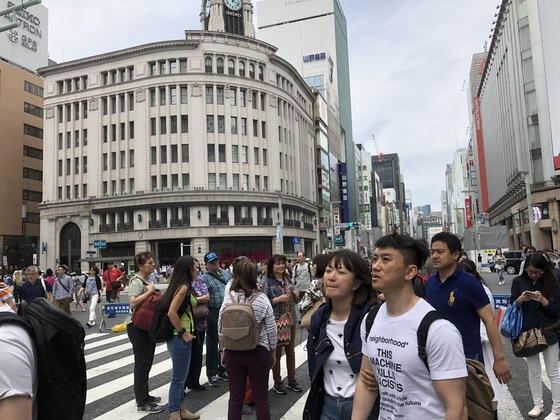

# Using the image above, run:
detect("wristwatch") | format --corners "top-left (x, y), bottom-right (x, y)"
top-left (178, 328), bottom-right (187, 336)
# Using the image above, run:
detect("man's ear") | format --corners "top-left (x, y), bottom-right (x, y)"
top-left (405, 265), bottom-right (419, 281)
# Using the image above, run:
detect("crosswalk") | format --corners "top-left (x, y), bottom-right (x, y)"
top-left (83, 329), bottom-right (548, 419)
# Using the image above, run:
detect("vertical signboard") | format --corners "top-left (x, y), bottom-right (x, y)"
top-left (340, 163), bottom-right (350, 223)
top-left (465, 197), bottom-right (473, 228)
top-left (473, 97), bottom-right (489, 211)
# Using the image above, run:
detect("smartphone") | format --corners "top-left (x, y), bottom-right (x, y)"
top-left (524, 291), bottom-right (535, 296)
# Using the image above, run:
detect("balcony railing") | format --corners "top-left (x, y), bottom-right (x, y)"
top-left (117, 222), bottom-right (133, 231)
top-left (170, 218), bottom-right (183, 227)
top-left (210, 217), bottom-right (230, 226)
top-left (257, 217), bottom-right (273, 226)
top-left (148, 220), bottom-right (167, 228)
top-left (304, 222), bottom-right (314, 231)
top-left (234, 217), bottom-right (253, 226)
top-left (99, 224), bottom-right (115, 232)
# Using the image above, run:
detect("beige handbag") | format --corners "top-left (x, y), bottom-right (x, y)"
top-left (300, 298), bottom-right (327, 329)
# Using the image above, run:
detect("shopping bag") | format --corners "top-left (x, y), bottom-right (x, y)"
top-left (499, 304), bottom-right (523, 340)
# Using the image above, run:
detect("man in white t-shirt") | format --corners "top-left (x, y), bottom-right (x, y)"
top-left (0, 301), bottom-right (37, 419)
top-left (352, 233), bottom-right (468, 420)
top-left (292, 252), bottom-right (313, 293)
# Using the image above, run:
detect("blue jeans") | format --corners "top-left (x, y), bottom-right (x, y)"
top-left (498, 267), bottom-right (504, 282)
top-left (167, 335), bottom-right (193, 413)
top-left (320, 393), bottom-right (354, 420)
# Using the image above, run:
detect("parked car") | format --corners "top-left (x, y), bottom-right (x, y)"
top-left (548, 252), bottom-right (560, 268)
top-left (504, 250), bottom-right (523, 275)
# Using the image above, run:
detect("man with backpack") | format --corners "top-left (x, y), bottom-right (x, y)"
top-left (353, 233), bottom-right (468, 419)
top-left (292, 252), bottom-right (313, 293)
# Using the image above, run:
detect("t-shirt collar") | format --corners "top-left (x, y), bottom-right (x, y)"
top-left (435, 265), bottom-right (462, 285)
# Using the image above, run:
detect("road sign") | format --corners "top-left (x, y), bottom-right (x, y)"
top-left (294, 243), bottom-right (300, 252)
top-left (335, 235), bottom-right (343, 243)
top-left (93, 240), bottom-right (101, 248)
top-left (336, 223), bottom-right (348, 228)
top-left (100, 240), bottom-right (107, 249)
top-left (293, 237), bottom-right (301, 245)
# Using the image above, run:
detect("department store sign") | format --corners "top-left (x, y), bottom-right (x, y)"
top-left (0, 1), bottom-right (48, 70)
top-left (303, 52), bottom-right (326, 63)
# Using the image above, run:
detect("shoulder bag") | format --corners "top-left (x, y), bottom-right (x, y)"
top-left (57, 277), bottom-right (74, 302)
top-left (512, 327), bottom-right (548, 357)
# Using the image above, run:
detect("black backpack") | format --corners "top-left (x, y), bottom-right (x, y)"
top-left (0, 298), bottom-right (86, 420)
top-left (365, 304), bottom-right (494, 420)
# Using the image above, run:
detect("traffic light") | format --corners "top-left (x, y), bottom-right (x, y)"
top-left (348, 222), bottom-right (360, 229)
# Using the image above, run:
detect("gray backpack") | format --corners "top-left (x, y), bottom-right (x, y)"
top-left (221, 291), bottom-right (262, 351)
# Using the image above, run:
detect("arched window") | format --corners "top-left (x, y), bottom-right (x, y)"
top-left (59, 222), bottom-right (81, 271)
top-left (205, 57), bottom-right (213, 73)
top-left (228, 59), bottom-right (235, 75)
top-left (258, 65), bottom-right (264, 81)
top-left (239, 61), bottom-right (245, 77)
top-left (249, 63), bottom-right (255, 79)
top-left (217, 58), bottom-right (224, 74)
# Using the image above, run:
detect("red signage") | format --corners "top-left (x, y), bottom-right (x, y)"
top-left (465, 197), bottom-right (473, 228)
top-left (474, 97), bottom-right (489, 211)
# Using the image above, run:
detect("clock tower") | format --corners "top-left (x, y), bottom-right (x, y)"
top-left (201, 0), bottom-right (255, 38)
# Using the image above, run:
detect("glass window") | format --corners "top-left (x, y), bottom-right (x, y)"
top-left (232, 145), bottom-right (239, 163)
top-left (160, 116), bottom-right (167, 134)
top-left (241, 118), bottom-right (247, 135)
top-left (220, 173), bottom-right (227, 189)
top-left (262, 149), bottom-right (267, 166)
top-left (149, 89), bottom-right (156, 107)
top-left (263, 176), bottom-right (268, 191)
top-left (261, 121), bottom-right (266, 138)
top-left (208, 144), bottom-right (215, 162)
top-left (159, 61), bottom-right (166, 74)
top-left (254, 147), bottom-right (259, 165)
top-left (120, 151), bottom-right (125, 169)
top-left (170, 115), bottom-right (177, 134)
top-left (258, 65), bottom-right (264, 81)
top-left (206, 85), bottom-right (213, 104)
top-left (218, 115), bottom-right (225, 133)
top-left (181, 115), bottom-right (189, 133)
top-left (231, 117), bottom-right (237, 134)
top-left (170, 60), bottom-right (177, 74)
top-left (129, 121), bottom-right (135, 139)
top-left (151, 147), bottom-right (156, 165)
top-left (129, 150), bottom-right (134, 167)
top-left (205, 57), bottom-right (213, 73)
top-left (179, 59), bottom-right (188, 73)
top-left (240, 89), bottom-right (246, 107)
top-left (180, 86), bottom-right (188, 104)
top-left (217, 58), bottom-right (224, 74)
top-left (217, 86), bottom-right (224, 104)
top-left (233, 174), bottom-right (240, 190)
top-left (181, 144), bottom-right (189, 162)
top-left (171, 145), bottom-right (178, 163)
top-left (243, 174), bottom-right (249, 190)
top-left (228, 59), bottom-right (235, 75)
top-left (159, 87), bottom-right (166, 105)
top-left (249, 64), bottom-right (255, 79)
top-left (83, 156), bottom-right (88, 173)
top-left (208, 173), bottom-right (216, 189)
top-left (239, 61), bottom-right (245, 77)
top-left (242, 146), bottom-right (248, 163)
top-left (230, 88), bottom-right (236, 106)
top-left (207, 115), bottom-right (215, 133)
top-left (170, 86), bottom-right (177, 105)
top-left (160, 145), bottom-right (167, 164)
top-left (255, 175), bottom-right (260, 191)
top-left (182, 174), bottom-right (190, 190)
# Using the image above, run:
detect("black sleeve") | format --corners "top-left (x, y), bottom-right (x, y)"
top-left (96, 276), bottom-right (102, 291)
top-left (82, 277), bottom-right (87, 288)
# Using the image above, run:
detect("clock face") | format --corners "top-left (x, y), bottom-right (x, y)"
top-left (206, 0), bottom-right (211, 17)
top-left (224, 0), bottom-right (242, 11)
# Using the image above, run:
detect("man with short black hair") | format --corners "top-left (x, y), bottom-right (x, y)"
top-left (203, 251), bottom-right (232, 387)
top-left (426, 232), bottom-right (511, 384)
top-left (353, 233), bottom-right (468, 419)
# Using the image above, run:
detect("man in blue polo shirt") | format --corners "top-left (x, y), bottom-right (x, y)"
top-left (425, 232), bottom-right (511, 385)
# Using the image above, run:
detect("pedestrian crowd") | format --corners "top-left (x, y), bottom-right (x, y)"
top-left (6, 234), bottom-right (560, 420)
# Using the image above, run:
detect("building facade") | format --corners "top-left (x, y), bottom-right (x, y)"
top-left (372, 153), bottom-right (407, 234)
top-left (38, 1), bottom-right (319, 271)
top-left (0, 1), bottom-right (48, 273)
top-left (256, 0), bottom-right (358, 225)
top-left (475, 0), bottom-right (560, 250)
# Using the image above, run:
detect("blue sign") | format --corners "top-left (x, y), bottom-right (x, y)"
top-left (93, 240), bottom-right (101, 248)
top-left (100, 240), bottom-right (107, 249)
top-left (340, 163), bottom-right (350, 223)
top-left (335, 235), bottom-right (343, 243)
top-left (293, 237), bottom-right (301, 245)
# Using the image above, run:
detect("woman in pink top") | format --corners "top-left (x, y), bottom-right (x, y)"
top-left (44, 268), bottom-right (56, 287)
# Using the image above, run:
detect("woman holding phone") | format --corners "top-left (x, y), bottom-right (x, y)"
top-left (510, 252), bottom-right (560, 419)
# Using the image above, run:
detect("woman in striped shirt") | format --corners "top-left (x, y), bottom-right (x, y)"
top-left (218, 259), bottom-right (277, 420)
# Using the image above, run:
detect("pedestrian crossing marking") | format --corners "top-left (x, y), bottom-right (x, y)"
top-left (85, 333), bottom-right (129, 351)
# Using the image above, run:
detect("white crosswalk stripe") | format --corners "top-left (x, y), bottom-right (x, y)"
top-left (83, 331), bottom-right (535, 419)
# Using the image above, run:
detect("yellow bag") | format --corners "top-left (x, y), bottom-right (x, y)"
top-left (112, 323), bottom-right (127, 333)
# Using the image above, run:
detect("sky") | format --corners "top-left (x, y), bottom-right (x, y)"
top-left (43, 0), bottom-right (499, 211)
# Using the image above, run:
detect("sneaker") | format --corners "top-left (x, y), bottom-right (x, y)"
top-left (148, 395), bottom-right (161, 403)
top-left (545, 412), bottom-right (560, 420)
top-left (242, 404), bottom-right (253, 415)
top-left (188, 384), bottom-right (207, 391)
top-left (217, 372), bottom-right (228, 382)
top-left (86, 322), bottom-right (92, 328)
top-left (529, 406), bottom-right (544, 418)
top-left (208, 376), bottom-right (218, 387)
top-left (137, 402), bottom-right (164, 413)
top-left (273, 382), bottom-right (287, 395)
top-left (286, 380), bottom-right (303, 392)
top-left (90, 320), bottom-right (96, 326)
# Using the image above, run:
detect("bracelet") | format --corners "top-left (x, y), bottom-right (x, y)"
top-left (178, 328), bottom-right (187, 336)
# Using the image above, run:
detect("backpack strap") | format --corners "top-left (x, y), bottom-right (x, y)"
top-left (416, 310), bottom-right (445, 371)
top-left (0, 311), bottom-right (31, 333)
top-left (364, 303), bottom-right (383, 342)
